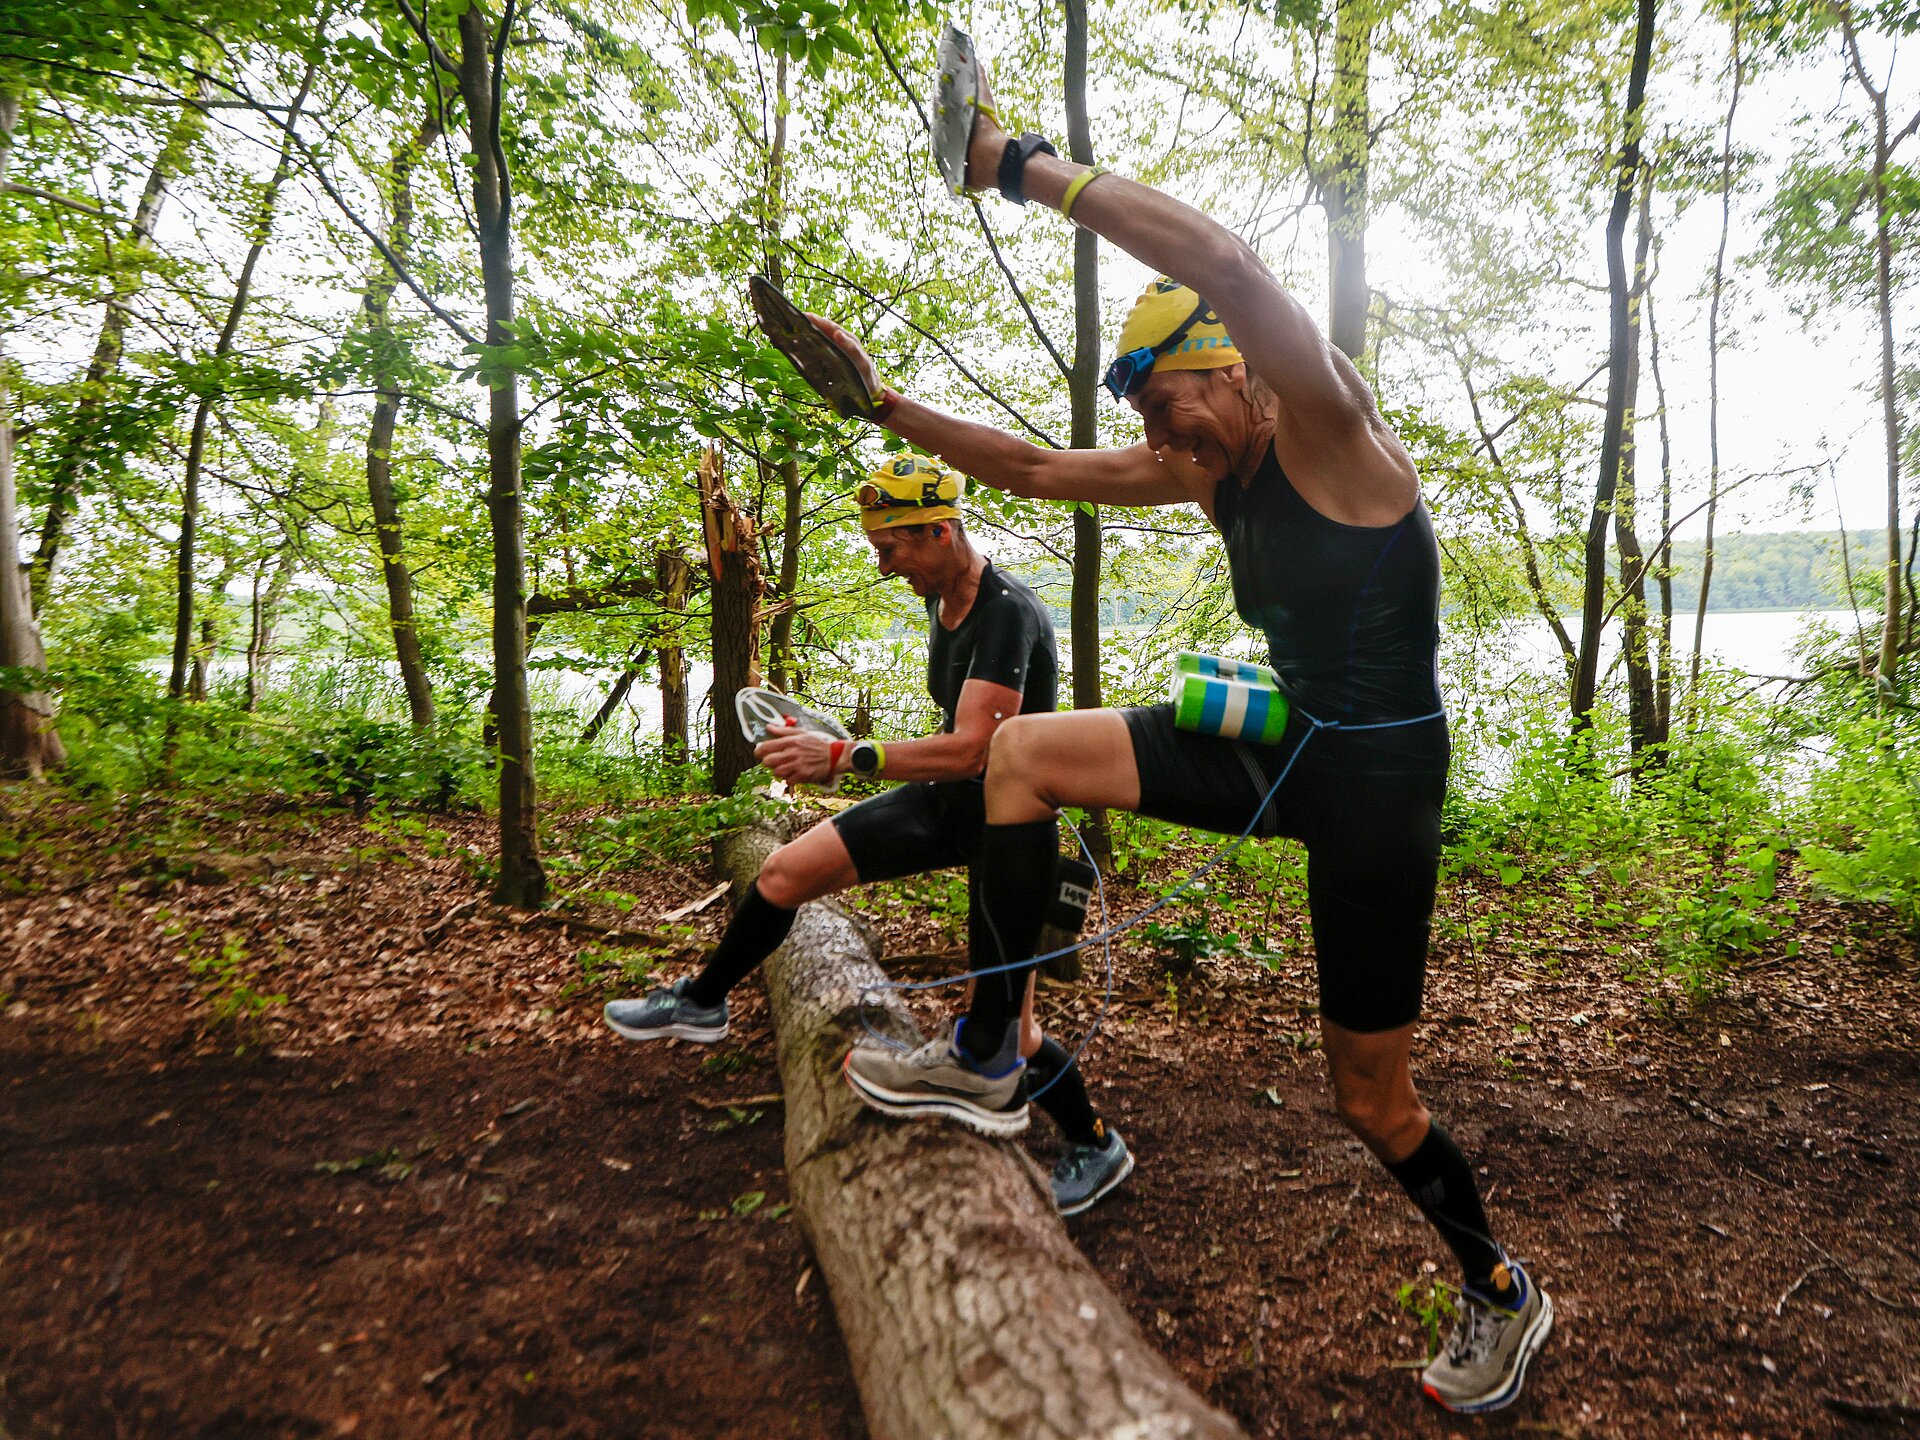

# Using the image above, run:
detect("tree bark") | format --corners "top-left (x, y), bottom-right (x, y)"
top-left (1616, 164), bottom-right (1659, 764)
top-left (1458, 356), bottom-right (1577, 671)
top-left (1064, 0), bottom-right (1108, 889)
top-left (700, 447), bottom-right (764, 794)
top-left (31, 83), bottom-right (207, 612)
top-left (458, 0), bottom-right (545, 908)
top-left (1570, 0), bottom-right (1656, 735)
top-left (363, 109), bottom-right (444, 728)
top-left (1645, 288), bottom-right (1676, 741)
top-left (579, 649), bottom-right (648, 748)
top-left (1836, 10), bottom-right (1906, 681)
top-left (658, 548), bottom-right (691, 760)
top-left (166, 55), bottom-right (319, 715)
top-left (1691, 8), bottom-right (1742, 716)
top-left (188, 556), bottom-right (240, 703)
top-left (244, 546), bottom-right (294, 712)
top-left (759, 53), bottom-right (805, 695)
top-left (0, 92), bottom-right (67, 778)
top-left (721, 823), bottom-right (1248, 1440)
top-left (1323, 0), bottom-right (1373, 361)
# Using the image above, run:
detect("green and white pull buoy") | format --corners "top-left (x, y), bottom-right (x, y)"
top-left (1167, 651), bottom-right (1290, 744)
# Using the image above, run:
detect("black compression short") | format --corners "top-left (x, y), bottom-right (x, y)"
top-left (831, 779), bottom-right (985, 883)
top-left (1123, 702), bottom-right (1448, 1034)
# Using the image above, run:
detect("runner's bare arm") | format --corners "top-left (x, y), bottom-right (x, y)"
top-left (881, 394), bottom-right (1213, 510)
top-left (874, 678), bottom-right (1027, 782)
top-left (955, 112), bottom-right (1412, 504)
top-left (754, 678), bottom-right (1025, 785)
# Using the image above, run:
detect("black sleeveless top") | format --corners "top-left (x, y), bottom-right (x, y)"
top-left (1214, 446), bottom-right (1444, 734)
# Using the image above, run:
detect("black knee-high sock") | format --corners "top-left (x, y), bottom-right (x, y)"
top-left (1028, 1037), bottom-right (1101, 1146)
top-left (961, 818), bottom-right (1057, 1063)
top-left (1383, 1121), bottom-right (1510, 1294)
top-left (683, 882), bottom-right (796, 1007)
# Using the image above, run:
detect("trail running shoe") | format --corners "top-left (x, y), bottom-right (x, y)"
top-left (603, 977), bottom-right (729, 1044)
top-left (1420, 1259), bottom-right (1554, 1414)
top-left (844, 1019), bottom-right (1029, 1138)
top-left (1051, 1123), bottom-right (1134, 1216)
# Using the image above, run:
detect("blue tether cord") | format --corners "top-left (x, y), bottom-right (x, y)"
top-left (856, 706), bottom-right (1446, 1097)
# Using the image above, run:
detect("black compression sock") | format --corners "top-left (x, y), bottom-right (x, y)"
top-left (1383, 1121), bottom-right (1512, 1296)
top-left (1028, 1037), bottom-right (1101, 1146)
top-left (682, 882), bottom-right (796, 1008)
top-left (961, 817), bottom-right (1058, 1062)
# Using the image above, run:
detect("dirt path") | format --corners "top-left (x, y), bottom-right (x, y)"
top-left (2, 795), bottom-right (1916, 1439)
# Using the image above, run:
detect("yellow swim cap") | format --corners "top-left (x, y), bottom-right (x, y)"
top-left (1109, 278), bottom-right (1243, 388)
top-left (858, 453), bottom-right (966, 532)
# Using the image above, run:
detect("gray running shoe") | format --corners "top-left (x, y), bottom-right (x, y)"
top-left (603, 977), bottom-right (729, 1044)
top-left (1051, 1123), bottom-right (1134, 1216)
top-left (1420, 1260), bottom-right (1554, 1414)
top-left (843, 1019), bottom-right (1029, 1138)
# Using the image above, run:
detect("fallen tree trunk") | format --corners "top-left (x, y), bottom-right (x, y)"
top-left (724, 825), bottom-right (1247, 1440)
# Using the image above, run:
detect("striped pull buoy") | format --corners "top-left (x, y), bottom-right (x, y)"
top-left (1168, 652), bottom-right (1289, 744)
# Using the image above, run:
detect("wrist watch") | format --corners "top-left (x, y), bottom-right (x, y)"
top-left (998, 133), bottom-right (1058, 206)
top-left (848, 740), bottom-right (883, 778)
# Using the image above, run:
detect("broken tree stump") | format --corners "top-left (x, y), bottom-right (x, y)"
top-left (724, 824), bottom-right (1248, 1440)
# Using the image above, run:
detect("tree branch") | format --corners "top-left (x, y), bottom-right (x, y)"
top-left (868, 23), bottom-right (1072, 382)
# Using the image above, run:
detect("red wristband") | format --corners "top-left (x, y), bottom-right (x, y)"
top-left (827, 740), bottom-right (846, 774)
top-left (872, 388), bottom-right (901, 423)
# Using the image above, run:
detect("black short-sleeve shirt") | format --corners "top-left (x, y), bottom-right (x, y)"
top-left (925, 562), bottom-right (1058, 732)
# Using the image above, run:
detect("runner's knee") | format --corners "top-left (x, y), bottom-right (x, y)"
top-left (987, 715), bottom-right (1049, 796)
top-left (1020, 1018), bottom-right (1044, 1059)
top-left (757, 842), bottom-right (831, 909)
top-left (1330, 1073), bottom-right (1425, 1156)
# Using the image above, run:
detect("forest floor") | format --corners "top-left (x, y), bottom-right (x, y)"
top-left (2, 787), bottom-right (1918, 1440)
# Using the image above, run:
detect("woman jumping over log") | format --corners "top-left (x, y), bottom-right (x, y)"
top-left (807, 47), bottom-right (1553, 1417)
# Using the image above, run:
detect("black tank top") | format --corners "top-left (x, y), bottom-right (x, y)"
top-left (1213, 445), bottom-right (1444, 728)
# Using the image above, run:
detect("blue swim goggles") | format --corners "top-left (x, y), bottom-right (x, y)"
top-left (1101, 295), bottom-right (1216, 401)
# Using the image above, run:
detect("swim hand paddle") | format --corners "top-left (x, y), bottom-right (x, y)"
top-left (735, 686), bottom-right (853, 746)
top-left (748, 275), bottom-right (888, 422)
top-left (931, 24), bottom-right (985, 196)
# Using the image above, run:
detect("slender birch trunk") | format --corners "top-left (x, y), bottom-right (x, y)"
top-left (363, 110), bottom-right (443, 727)
top-left (1691, 10), bottom-right (1742, 715)
top-left (1065, 0), bottom-right (1108, 879)
top-left (456, 0), bottom-right (544, 907)
top-left (0, 92), bottom-right (66, 777)
top-left (1571, 0), bottom-right (1657, 736)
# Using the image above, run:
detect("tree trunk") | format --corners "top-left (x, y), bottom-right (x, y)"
top-left (1323, 0), bottom-right (1372, 361)
top-left (759, 53), bottom-right (805, 695)
top-left (1063, 0), bottom-right (1108, 890)
top-left (767, 457), bottom-right (803, 691)
top-left (31, 84), bottom-right (207, 612)
top-left (1570, 0), bottom-right (1656, 735)
top-left (0, 92), bottom-right (66, 778)
top-left (1645, 289), bottom-right (1676, 743)
top-left (363, 110), bottom-right (443, 728)
top-left (579, 649), bottom-right (647, 747)
top-left (1616, 164), bottom-right (1658, 766)
top-left (245, 546), bottom-right (294, 712)
top-left (1837, 12), bottom-right (1906, 681)
top-left (658, 548), bottom-right (691, 760)
top-left (166, 56), bottom-right (319, 718)
top-left (720, 823), bottom-right (1249, 1440)
top-left (1460, 360), bottom-right (1576, 671)
top-left (700, 447), bottom-right (764, 794)
top-left (459, 0), bottom-right (545, 908)
top-left (188, 557), bottom-right (238, 704)
top-left (1690, 9), bottom-right (1742, 716)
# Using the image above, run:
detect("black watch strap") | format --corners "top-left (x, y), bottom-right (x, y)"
top-left (998, 133), bottom-right (1058, 206)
